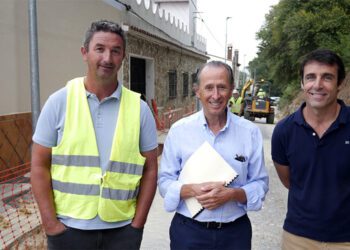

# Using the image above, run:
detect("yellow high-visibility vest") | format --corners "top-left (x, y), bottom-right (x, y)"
top-left (230, 96), bottom-right (243, 114)
top-left (257, 91), bottom-right (266, 98)
top-left (51, 77), bottom-right (145, 222)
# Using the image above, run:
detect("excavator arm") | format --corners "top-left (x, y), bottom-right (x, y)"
top-left (240, 79), bottom-right (253, 99)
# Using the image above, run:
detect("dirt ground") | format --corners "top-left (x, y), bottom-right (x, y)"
top-left (1, 192), bottom-right (46, 250)
top-left (9, 227), bottom-right (46, 250)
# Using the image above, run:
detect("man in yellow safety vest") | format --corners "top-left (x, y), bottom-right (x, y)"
top-left (257, 88), bottom-right (266, 99)
top-left (229, 89), bottom-right (243, 116)
top-left (31, 20), bottom-right (158, 250)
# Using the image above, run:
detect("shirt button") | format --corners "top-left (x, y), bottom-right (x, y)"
top-left (312, 132), bottom-right (316, 136)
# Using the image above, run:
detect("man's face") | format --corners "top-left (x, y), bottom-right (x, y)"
top-left (302, 61), bottom-right (339, 110)
top-left (81, 31), bottom-right (125, 84)
top-left (233, 92), bottom-right (239, 99)
top-left (196, 65), bottom-right (233, 119)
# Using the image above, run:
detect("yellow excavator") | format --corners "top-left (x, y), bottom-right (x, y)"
top-left (240, 79), bottom-right (275, 124)
top-left (239, 79), bottom-right (253, 100)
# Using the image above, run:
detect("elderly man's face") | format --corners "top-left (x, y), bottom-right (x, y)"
top-left (196, 65), bottom-right (233, 119)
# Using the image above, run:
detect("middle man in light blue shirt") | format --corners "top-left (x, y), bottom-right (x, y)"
top-left (158, 61), bottom-right (269, 250)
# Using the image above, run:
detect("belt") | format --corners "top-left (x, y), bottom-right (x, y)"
top-left (176, 213), bottom-right (247, 229)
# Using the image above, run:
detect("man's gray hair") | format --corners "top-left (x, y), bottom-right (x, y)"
top-left (83, 20), bottom-right (125, 52)
top-left (196, 61), bottom-right (234, 86)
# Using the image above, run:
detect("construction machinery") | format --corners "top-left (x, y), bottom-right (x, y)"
top-left (239, 79), bottom-right (253, 100)
top-left (240, 79), bottom-right (275, 124)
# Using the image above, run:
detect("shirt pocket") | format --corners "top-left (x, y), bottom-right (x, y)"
top-left (229, 159), bottom-right (248, 186)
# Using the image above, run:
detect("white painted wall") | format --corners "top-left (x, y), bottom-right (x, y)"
top-left (156, 2), bottom-right (189, 27)
top-left (0, 0), bottom-right (124, 115)
top-left (0, 0), bottom-right (205, 115)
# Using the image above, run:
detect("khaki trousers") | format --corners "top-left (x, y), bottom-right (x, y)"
top-left (282, 230), bottom-right (350, 250)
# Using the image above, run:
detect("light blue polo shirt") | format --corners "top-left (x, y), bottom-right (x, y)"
top-left (33, 81), bottom-right (158, 230)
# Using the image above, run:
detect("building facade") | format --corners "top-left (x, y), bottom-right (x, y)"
top-left (0, 0), bottom-right (207, 175)
top-left (0, 0), bottom-right (207, 123)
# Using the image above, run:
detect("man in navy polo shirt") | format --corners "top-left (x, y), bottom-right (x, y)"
top-left (272, 49), bottom-right (350, 249)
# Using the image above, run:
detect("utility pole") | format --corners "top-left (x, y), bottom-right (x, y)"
top-left (224, 17), bottom-right (232, 63)
top-left (242, 54), bottom-right (246, 85)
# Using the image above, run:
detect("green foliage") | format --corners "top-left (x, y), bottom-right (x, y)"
top-left (278, 81), bottom-right (301, 108)
top-left (254, 0), bottom-right (350, 106)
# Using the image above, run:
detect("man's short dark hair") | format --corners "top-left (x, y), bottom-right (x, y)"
top-left (300, 49), bottom-right (345, 86)
top-left (197, 61), bottom-right (234, 86)
top-left (83, 20), bottom-right (125, 52)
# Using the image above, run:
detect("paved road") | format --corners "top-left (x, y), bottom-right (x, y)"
top-left (248, 119), bottom-right (288, 250)
top-left (141, 119), bottom-right (288, 250)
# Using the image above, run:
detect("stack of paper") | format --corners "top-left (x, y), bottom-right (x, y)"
top-left (179, 141), bottom-right (238, 218)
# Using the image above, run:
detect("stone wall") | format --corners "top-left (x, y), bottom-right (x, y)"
top-left (125, 33), bottom-right (206, 128)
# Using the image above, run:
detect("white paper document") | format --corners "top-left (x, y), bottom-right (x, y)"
top-left (179, 141), bottom-right (238, 218)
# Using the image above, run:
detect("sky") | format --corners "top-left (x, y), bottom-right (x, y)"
top-left (195, 0), bottom-right (279, 66)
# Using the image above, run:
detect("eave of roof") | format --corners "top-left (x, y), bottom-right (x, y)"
top-left (127, 25), bottom-right (209, 60)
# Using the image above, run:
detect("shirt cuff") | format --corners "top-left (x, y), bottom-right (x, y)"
top-left (241, 183), bottom-right (265, 211)
top-left (163, 181), bottom-right (183, 212)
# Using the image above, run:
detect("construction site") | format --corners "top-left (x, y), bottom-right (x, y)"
top-left (1, 0), bottom-right (350, 249)
top-left (0, 0), bottom-right (206, 248)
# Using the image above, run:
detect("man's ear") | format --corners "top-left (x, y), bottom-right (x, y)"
top-left (81, 46), bottom-right (88, 62)
top-left (300, 80), bottom-right (304, 90)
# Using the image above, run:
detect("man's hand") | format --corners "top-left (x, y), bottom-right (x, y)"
top-left (195, 182), bottom-right (229, 210)
top-left (180, 182), bottom-right (221, 199)
top-left (196, 182), bottom-right (247, 210)
top-left (181, 181), bottom-right (247, 210)
top-left (44, 219), bottom-right (66, 236)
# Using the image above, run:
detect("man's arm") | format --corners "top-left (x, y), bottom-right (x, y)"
top-left (131, 148), bottom-right (158, 228)
top-left (239, 100), bottom-right (244, 116)
top-left (31, 143), bottom-right (65, 235)
top-left (273, 161), bottom-right (290, 189)
top-left (237, 126), bottom-right (269, 211)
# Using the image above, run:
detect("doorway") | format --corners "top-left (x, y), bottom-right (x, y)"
top-left (130, 57), bottom-right (146, 100)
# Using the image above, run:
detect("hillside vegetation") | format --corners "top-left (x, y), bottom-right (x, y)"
top-left (281, 72), bottom-right (350, 117)
top-left (249, 0), bottom-right (350, 107)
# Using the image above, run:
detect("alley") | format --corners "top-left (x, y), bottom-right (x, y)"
top-left (141, 120), bottom-right (288, 250)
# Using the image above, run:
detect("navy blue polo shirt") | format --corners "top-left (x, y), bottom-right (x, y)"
top-left (272, 100), bottom-right (350, 242)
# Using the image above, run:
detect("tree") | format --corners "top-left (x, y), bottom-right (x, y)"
top-left (254, 0), bottom-right (350, 104)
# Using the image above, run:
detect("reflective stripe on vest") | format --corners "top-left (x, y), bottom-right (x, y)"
top-left (51, 77), bottom-right (145, 222)
top-left (52, 155), bottom-right (144, 175)
top-left (52, 179), bottom-right (139, 200)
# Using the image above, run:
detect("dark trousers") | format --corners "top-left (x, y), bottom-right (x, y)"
top-left (47, 224), bottom-right (143, 250)
top-left (170, 213), bottom-right (252, 250)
